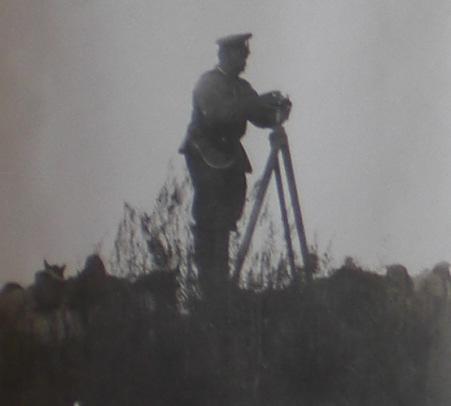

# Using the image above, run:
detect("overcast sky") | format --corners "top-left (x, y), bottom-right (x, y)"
top-left (1, 0), bottom-right (451, 284)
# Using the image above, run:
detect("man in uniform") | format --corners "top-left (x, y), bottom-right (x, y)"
top-left (179, 33), bottom-right (290, 301)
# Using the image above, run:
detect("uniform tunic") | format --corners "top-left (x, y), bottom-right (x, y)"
top-left (180, 67), bottom-right (266, 231)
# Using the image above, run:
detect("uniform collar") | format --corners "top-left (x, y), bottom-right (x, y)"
top-left (216, 65), bottom-right (239, 78)
top-left (216, 65), bottom-right (228, 76)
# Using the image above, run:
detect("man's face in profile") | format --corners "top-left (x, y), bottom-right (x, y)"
top-left (224, 45), bottom-right (250, 75)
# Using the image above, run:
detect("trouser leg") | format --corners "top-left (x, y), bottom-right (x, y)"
top-left (185, 153), bottom-right (247, 231)
top-left (185, 151), bottom-right (245, 310)
top-left (193, 227), bottom-right (230, 302)
top-left (193, 226), bottom-right (233, 406)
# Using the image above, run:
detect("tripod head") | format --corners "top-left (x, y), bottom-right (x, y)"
top-left (269, 125), bottom-right (289, 150)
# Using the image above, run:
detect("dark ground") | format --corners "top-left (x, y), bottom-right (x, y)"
top-left (1, 263), bottom-right (450, 406)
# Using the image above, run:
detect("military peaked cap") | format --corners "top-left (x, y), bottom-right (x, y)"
top-left (216, 33), bottom-right (252, 48)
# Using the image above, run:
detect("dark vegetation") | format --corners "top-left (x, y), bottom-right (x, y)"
top-left (2, 176), bottom-right (451, 405)
top-left (1, 255), bottom-right (451, 406)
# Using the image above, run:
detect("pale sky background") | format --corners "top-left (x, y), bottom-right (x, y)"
top-left (1, 0), bottom-right (451, 284)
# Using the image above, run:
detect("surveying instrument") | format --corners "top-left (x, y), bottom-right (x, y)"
top-left (232, 95), bottom-right (312, 285)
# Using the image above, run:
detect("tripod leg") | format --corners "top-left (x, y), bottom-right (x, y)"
top-left (232, 145), bottom-right (280, 284)
top-left (273, 155), bottom-right (297, 281)
top-left (279, 132), bottom-right (312, 283)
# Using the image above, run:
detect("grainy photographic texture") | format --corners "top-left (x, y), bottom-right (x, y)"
top-left (1, 1), bottom-right (451, 405)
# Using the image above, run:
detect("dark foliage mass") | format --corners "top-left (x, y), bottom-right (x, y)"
top-left (1, 255), bottom-right (451, 405)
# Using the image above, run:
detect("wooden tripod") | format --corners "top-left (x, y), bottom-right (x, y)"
top-left (232, 126), bottom-right (312, 285)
